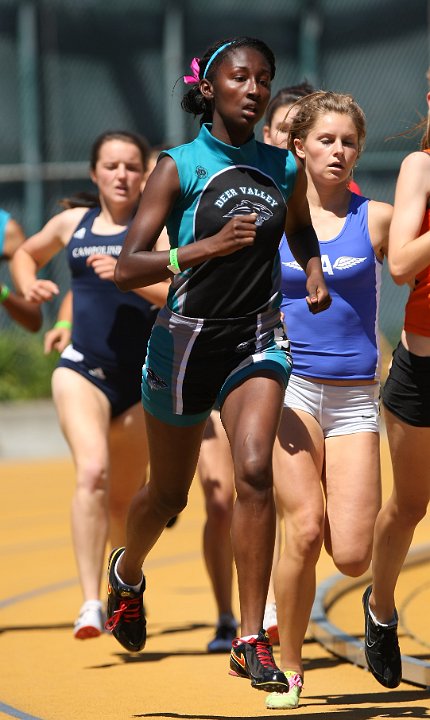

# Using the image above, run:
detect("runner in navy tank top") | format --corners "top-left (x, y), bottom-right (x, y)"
top-left (103, 37), bottom-right (331, 698)
top-left (63, 205), bottom-right (156, 390)
top-left (12, 131), bottom-right (169, 642)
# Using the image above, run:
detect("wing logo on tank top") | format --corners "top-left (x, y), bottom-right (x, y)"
top-left (283, 255), bottom-right (367, 275)
top-left (281, 259), bottom-right (302, 271)
top-left (73, 227), bottom-right (86, 240)
top-left (321, 254), bottom-right (367, 275)
top-left (333, 256), bottom-right (366, 270)
top-left (223, 200), bottom-right (273, 227)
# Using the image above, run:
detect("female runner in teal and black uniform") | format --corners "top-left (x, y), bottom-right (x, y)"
top-left (105, 36), bottom-right (331, 696)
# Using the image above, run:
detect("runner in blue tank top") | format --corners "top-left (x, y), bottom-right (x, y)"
top-left (12, 131), bottom-right (169, 642)
top-left (262, 83), bottom-right (366, 651)
top-left (261, 79), bottom-right (320, 647)
top-left (103, 37), bottom-right (331, 697)
top-left (264, 92), bottom-right (392, 710)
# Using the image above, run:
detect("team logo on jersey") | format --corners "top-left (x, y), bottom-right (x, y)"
top-left (333, 256), bottom-right (366, 270)
top-left (88, 367), bottom-right (107, 380)
top-left (223, 200), bottom-right (273, 227)
top-left (235, 340), bottom-right (252, 353)
top-left (282, 255), bottom-right (367, 276)
top-left (146, 367), bottom-right (168, 391)
top-left (282, 259), bottom-right (302, 271)
top-left (196, 165), bottom-right (208, 179)
top-left (194, 166), bottom-right (285, 261)
top-left (73, 227), bottom-right (86, 240)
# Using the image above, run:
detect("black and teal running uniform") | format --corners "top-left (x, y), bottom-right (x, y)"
top-left (142, 124), bottom-right (297, 426)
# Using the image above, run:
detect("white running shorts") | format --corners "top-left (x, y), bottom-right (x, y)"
top-left (284, 374), bottom-right (380, 437)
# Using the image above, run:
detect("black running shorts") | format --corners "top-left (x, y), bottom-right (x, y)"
top-left (382, 341), bottom-right (430, 427)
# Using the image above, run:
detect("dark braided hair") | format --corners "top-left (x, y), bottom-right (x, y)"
top-left (182, 37), bottom-right (276, 126)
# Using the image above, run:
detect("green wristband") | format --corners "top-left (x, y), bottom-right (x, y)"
top-left (0, 284), bottom-right (10, 303)
top-left (167, 247), bottom-right (181, 275)
top-left (54, 320), bottom-right (72, 330)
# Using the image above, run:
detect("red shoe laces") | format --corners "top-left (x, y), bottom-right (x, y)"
top-left (105, 598), bottom-right (141, 630)
top-left (254, 638), bottom-right (276, 668)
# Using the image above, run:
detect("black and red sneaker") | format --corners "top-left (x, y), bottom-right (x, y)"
top-left (229, 628), bottom-right (289, 692)
top-left (105, 547), bottom-right (146, 652)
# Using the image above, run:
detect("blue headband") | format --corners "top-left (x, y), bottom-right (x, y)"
top-left (203, 42), bottom-right (234, 79)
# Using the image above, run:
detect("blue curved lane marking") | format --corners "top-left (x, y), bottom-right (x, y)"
top-left (0, 552), bottom-right (202, 718)
top-left (0, 702), bottom-right (44, 719)
top-left (0, 578), bottom-right (78, 610)
top-left (0, 552), bottom-right (201, 611)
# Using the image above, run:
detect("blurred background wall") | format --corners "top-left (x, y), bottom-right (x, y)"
top-left (0, 0), bottom-right (429, 345)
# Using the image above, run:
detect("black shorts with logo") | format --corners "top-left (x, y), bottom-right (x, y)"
top-left (141, 305), bottom-right (293, 427)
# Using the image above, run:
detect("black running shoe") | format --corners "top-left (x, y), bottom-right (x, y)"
top-left (229, 628), bottom-right (289, 692)
top-left (105, 547), bottom-right (146, 652)
top-left (207, 622), bottom-right (237, 653)
top-left (363, 585), bottom-right (401, 688)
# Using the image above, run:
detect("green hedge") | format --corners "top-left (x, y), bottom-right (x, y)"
top-left (0, 331), bottom-right (58, 400)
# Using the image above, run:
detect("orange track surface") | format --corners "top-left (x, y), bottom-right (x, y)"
top-left (1, 440), bottom-right (430, 719)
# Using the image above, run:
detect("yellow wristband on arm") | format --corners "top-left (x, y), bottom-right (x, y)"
top-left (0, 284), bottom-right (10, 303)
top-left (167, 247), bottom-right (181, 275)
top-left (54, 320), bottom-right (72, 330)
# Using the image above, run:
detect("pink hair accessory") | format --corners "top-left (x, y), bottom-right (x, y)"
top-left (183, 57), bottom-right (201, 85)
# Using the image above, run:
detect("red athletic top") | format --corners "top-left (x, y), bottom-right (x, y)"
top-left (404, 149), bottom-right (430, 336)
top-left (348, 179), bottom-right (362, 195)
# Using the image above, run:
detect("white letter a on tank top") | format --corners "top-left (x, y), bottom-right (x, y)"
top-left (321, 254), bottom-right (333, 275)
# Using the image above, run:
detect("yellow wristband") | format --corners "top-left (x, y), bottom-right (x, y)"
top-left (0, 284), bottom-right (10, 303)
top-left (167, 247), bottom-right (181, 275)
top-left (54, 320), bottom-right (72, 330)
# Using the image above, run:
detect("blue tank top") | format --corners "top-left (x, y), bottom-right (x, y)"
top-left (67, 207), bottom-right (156, 371)
top-left (280, 194), bottom-right (382, 381)
top-left (163, 123), bottom-right (297, 319)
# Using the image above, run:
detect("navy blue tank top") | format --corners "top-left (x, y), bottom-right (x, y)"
top-left (67, 208), bottom-right (156, 371)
